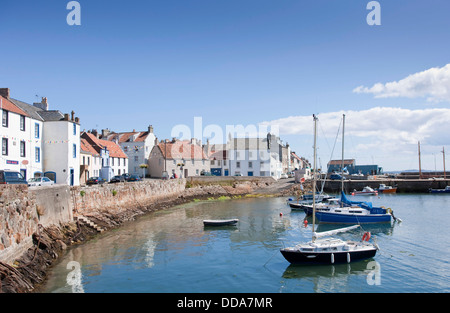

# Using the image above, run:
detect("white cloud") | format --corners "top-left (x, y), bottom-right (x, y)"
top-left (259, 107), bottom-right (450, 170)
top-left (353, 64), bottom-right (450, 103)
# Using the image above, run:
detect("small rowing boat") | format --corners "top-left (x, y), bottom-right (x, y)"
top-left (203, 219), bottom-right (239, 226)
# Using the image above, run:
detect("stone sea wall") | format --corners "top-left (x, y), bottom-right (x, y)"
top-left (0, 177), bottom-right (276, 292)
top-left (0, 185), bottom-right (38, 265)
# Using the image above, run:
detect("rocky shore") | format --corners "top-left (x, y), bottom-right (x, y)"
top-left (1, 178), bottom-right (308, 293)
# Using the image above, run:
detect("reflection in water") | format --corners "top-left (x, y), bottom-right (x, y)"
top-left (281, 260), bottom-right (374, 293)
top-left (41, 194), bottom-right (449, 293)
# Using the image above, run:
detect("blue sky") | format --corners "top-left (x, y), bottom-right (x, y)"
top-left (1, 0), bottom-right (450, 171)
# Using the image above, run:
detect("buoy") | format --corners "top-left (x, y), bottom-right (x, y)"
top-left (303, 219), bottom-right (308, 227)
top-left (362, 231), bottom-right (371, 242)
top-left (280, 212), bottom-right (283, 217)
top-left (347, 253), bottom-right (351, 263)
top-left (331, 253), bottom-right (335, 264)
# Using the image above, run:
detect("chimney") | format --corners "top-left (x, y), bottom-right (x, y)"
top-left (101, 128), bottom-right (110, 138)
top-left (71, 110), bottom-right (75, 121)
top-left (33, 97), bottom-right (49, 111)
top-left (0, 88), bottom-right (10, 99)
top-left (148, 125), bottom-right (154, 133)
top-left (64, 113), bottom-right (70, 121)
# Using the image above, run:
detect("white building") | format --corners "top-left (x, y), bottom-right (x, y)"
top-left (1, 89), bottom-right (43, 180)
top-left (100, 126), bottom-right (156, 177)
top-left (227, 133), bottom-right (286, 179)
top-left (1, 88), bottom-right (81, 185)
top-left (81, 132), bottom-right (128, 181)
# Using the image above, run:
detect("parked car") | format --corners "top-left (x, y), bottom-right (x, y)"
top-left (0, 170), bottom-right (28, 185)
top-left (280, 173), bottom-right (288, 179)
top-left (128, 174), bottom-right (141, 182)
top-left (122, 173), bottom-right (131, 181)
top-left (234, 173), bottom-right (243, 176)
top-left (200, 170), bottom-right (212, 176)
top-left (86, 177), bottom-right (106, 185)
top-left (28, 177), bottom-right (54, 187)
top-left (110, 175), bottom-right (125, 183)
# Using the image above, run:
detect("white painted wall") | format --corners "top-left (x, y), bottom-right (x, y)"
top-left (43, 120), bottom-right (80, 186)
top-left (1, 108), bottom-right (43, 180)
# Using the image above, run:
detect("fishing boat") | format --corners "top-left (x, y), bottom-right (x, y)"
top-left (351, 186), bottom-right (378, 196)
top-left (377, 184), bottom-right (397, 193)
top-left (429, 186), bottom-right (450, 193)
top-left (203, 219), bottom-right (239, 226)
top-left (280, 115), bottom-right (379, 265)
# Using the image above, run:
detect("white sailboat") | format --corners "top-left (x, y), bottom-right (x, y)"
top-left (280, 115), bottom-right (379, 265)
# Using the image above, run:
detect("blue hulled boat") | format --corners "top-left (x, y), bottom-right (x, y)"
top-left (314, 192), bottom-right (393, 224)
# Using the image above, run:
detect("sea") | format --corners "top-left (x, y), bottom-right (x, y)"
top-left (40, 193), bottom-right (449, 294)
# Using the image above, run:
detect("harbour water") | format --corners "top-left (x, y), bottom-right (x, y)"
top-left (41, 193), bottom-right (450, 293)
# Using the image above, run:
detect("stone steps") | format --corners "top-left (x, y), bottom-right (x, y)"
top-left (74, 215), bottom-right (105, 233)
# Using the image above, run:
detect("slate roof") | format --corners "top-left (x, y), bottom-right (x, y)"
top-left (8, 98), bottom-right (69, 122)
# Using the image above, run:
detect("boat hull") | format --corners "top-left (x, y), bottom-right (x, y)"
top-left (280, 248), bottom-right (377, 265)
top-left (378, 188), bottom-right (397, 194)
top-left (203, 219), bottom-right (238, 226)
top-left (315, 211), bottom-right (391, 224)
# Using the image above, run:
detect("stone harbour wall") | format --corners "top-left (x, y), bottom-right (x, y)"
top-left (0, 185), bottom-right (39, 265)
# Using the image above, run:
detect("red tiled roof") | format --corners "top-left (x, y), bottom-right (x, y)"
top-left (80, 138), bottom-right (99, 156)
top-left (81, 132), bottom-right (128, 159)
top-left (0, 95), bottom-right (29, 117)
top-left (157, 140), bottom-right (207, 160)
top-left (104, 131), bottom-right (150, 143)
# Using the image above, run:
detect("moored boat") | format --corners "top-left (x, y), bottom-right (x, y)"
top-left (203, 219), bottom-right (239, 226)
top-left (378, 184), bottom-right (397, 194)
top-left (280, 115), bottom-right (379, 266)
top-left (429, 186), bottom-right (450, 193)
top-left (351, 186), bottom-right (378, 196)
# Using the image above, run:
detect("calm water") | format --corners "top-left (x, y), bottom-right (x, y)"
top-left (41, 193), bottom-right (450, 293)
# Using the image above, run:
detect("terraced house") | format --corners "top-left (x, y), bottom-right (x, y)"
top-left (81, 131), bottom-right (128, 182)
top-left (1, 88), bottom-right (80, 185)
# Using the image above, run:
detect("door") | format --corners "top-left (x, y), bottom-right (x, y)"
top-left (70, 168), bottom-right (74, 186)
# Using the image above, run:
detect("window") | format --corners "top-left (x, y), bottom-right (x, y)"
top-left (35, 123), bottom-right (40, 138)
top-left (124, 146), bottom-right (128, 152)
top-left (20, 141), bottom-right (25, 157)
top-left (35, 147), bottom-right (40, 162)
top-left (73, 123), bottom-right (76, 135)
top-left (248, 161), bottom-right (253, 168)
top-left (2, 138), bottom-right (7, 155)
top-left (20, 115), bottom-right (25, 131)
top-left (82, 156), bottom-right (85, 165)
top-left (2, 110), bottom-right (8, 127)
top-left (134, 156), bottom-right (138, 162)
top-left (236, 161), bottom-right (240, 168)
top-left (112, 157), bottom-right (114, 166)
top-left (73, 144), bottom-right (76, 158)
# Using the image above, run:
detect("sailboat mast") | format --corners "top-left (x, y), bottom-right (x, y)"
top-left (418, 141), bottom-right (422, 179)
top-left (312, 114), bottom-right (318, 240)
top-left (443, 147), bottom-right (446, 179)
top-left (341, 114), bottom-right (345, 193)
